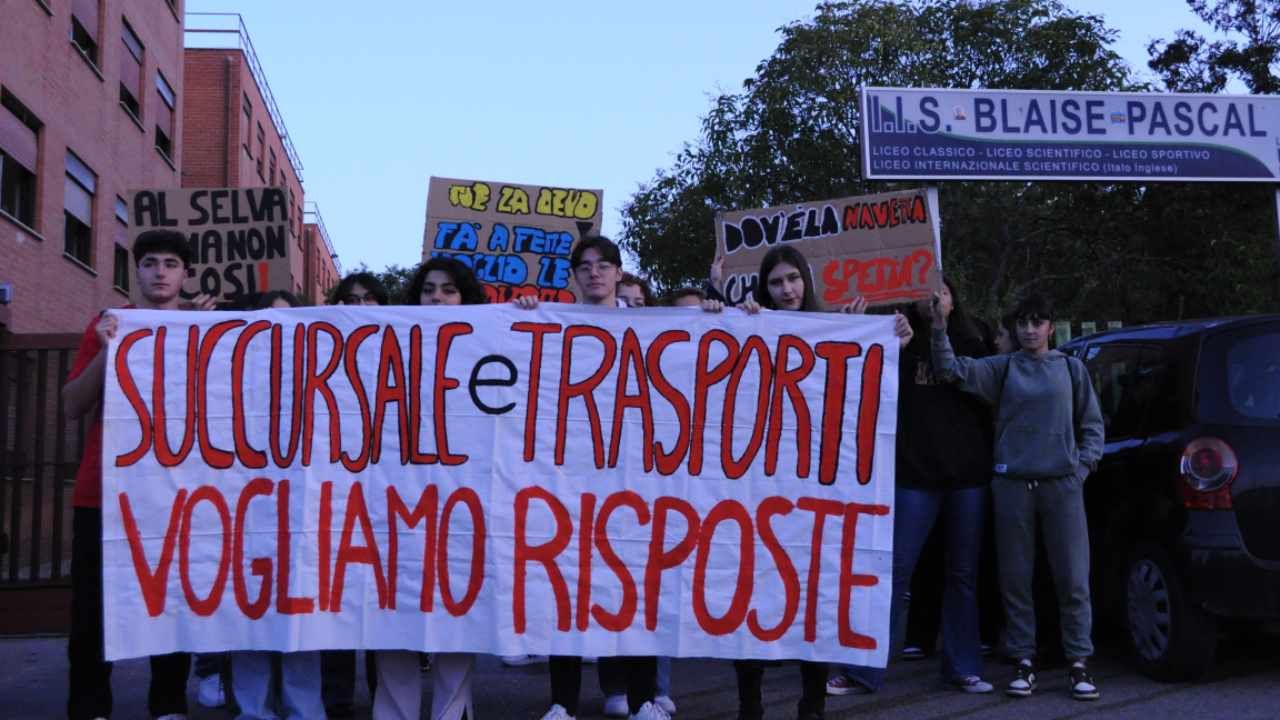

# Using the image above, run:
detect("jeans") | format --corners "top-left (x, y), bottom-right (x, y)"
top-left (67, 507), bottom-right (191, 720)
top-left (840, 485), bottom-right (988, 690)
top-left (231, 651), bottom-right (324, 720)
top-left (655, 657), bottom-right (671, 697)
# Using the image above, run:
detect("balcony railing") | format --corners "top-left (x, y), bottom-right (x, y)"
top-left (304, 202), bottom-right (339, 273)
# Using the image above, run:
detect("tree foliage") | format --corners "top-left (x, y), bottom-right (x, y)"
top-left (621, 0), bottom-right (1279, 322)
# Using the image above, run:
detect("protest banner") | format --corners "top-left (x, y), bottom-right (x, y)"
top-left (861, 86), bottom-right (1280, 182)
top-left (715, 189), bottom-right (941, 309)
top-left (421, 177), bottom-right (603, 304)
top-left (127, 187), bottom-right (294, 306)
top-left (100, 304), bottom-right (898, 666)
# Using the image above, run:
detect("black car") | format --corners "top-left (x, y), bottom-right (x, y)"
top-left (1061, 315), bottom-right (1280, 681)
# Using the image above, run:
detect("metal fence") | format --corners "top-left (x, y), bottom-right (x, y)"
top-left (0, 332), bottom-right (84, 634)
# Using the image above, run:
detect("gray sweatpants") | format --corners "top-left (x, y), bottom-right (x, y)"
top-left (992, 473), bottom-right (1094, 660)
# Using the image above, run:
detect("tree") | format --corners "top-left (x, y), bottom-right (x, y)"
top-left (1149, 0), bottom-right (1280, 306)
top-left (622, 0), bottom-right (1278, 321)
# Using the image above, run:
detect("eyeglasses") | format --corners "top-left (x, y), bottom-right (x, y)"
top-left (342, 293), bottom-right (379, 305)
top-left (573, 260), bottom-right (616, 275)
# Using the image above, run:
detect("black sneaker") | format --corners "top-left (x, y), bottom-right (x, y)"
top-left (1006, 660), bottom-right (1037, 697)
top-left (1069, 662), bottom-right (1100, 701)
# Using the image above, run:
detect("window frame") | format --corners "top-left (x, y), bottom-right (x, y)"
top-left (154, 70), bottom-right (176, 160)
top-left (63, 150), bottom-right (97, 267)
top-left (118, 18), bottom-right (145, 123)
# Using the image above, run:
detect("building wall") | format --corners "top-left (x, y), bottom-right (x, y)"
top-left (303, 222), bottom-right (339, 304)
top-left (182, 46), bottom-right (308, 299)
top-left (0, 0), bottom-right (185, 333)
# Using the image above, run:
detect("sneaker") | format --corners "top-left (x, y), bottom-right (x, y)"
top-left (540, 704), bottom-right (575, 720)
top-left (949, 675), bottom-right (994, 694)
top-left (501, 654), bottom-right (548, 666)
top-left (655, 695), bottom-right (677, 714)
top-left (901, 645), bottom-right (926, 660)
top-left (1006, 660), bottom-right (1037, 697)
top-left (196, 673), bottom-right (224, 708)
top-left (604, 694), bottom-right (629, 718)
top-left (630, 701), bottom-right (672, 720)
top-left (1069, 661), bottom-right (1100, 701)
top-left (826, 674), bottom-right (873, 696)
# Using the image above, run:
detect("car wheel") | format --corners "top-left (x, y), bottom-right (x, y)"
top-left (1125, 542), bottom-right (1218, 681)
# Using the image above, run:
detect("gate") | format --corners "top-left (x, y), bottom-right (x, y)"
top-left (0, 331), bottom-right (85, 635)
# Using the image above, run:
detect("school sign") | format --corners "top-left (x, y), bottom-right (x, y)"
top-left (861, 87), bottom-right (1280, 182)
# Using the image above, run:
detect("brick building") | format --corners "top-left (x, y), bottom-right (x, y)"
top-left (304, 202), bottom-right (341, 304)
top-left (182, 13), bottom-right (338, 305)
top-left (0, 0), bottom-right (186, 334)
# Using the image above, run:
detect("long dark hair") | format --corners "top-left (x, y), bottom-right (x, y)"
top-left (904, 277), bottom-right (991, 358)
top-left (406, 257), bottom-right (486, 306)
top-left (753, 246), bottom-right (820, 312)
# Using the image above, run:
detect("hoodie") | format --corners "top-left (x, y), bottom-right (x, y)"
top-left (931, 328), bottom-right (1104, 481)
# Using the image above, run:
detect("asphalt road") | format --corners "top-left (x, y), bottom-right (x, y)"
top-left (4, 633), bottom-right (1277, 719)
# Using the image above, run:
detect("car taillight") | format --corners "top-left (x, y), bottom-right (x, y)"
top-left (1178, 437), bottom-right (1239, 509)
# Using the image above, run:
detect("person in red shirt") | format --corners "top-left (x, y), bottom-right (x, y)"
top-left (63, 229), bottom-right (214, 720)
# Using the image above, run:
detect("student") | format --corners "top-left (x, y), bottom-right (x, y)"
top-left (332, 271), bottom-right (390, 306)
top-left (616, 272), bottom-right (655, 308)
top-left (734, 246), bottom-right (912, 720)
top-left (994, 314), bottom-right (1018, 354)
top-left (62, 229), bottom-right (215, 720)
top-left (226, 289), bottom-right (326, 720)
top-left (663, 286), bottom-right (706, 307)
top-left (513, 236), bottom-right (668, 720)
top-left (371, 257), bottom-right (486, 720)
top-left (930, 292), bottom-right (1104, 701)
top-left (828, 278), bottom-right (996, 696)
top-left (322, 271), bottom-right (389, 717)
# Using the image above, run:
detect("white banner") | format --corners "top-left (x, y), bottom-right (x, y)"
top-left (101, 304), bottom-right (898, 666)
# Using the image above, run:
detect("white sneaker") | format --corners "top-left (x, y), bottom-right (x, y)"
top-left (630, 701), bottom-right (672, 720)
top-left (501, 654), bottom-right (548, 666)
top-left (655, 695), bottom-right (677, 714)
top-left (539, 704), bottom-right (575, 720)
top-left (604, 693), bottom-right (629, 718)
top-left (196, 672), bottom-right (224, 708)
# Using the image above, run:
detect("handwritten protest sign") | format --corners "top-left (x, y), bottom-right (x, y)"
top-left (715, 189), bottom-right (941, 309)
top-left (422, 177), bottom-right (603, 304)
top-left (127, 187), bottom-right (294, 306)
top-left (100, 305), bottom-right (898, 666)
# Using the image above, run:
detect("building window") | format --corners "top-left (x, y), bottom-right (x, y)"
top-left (165, 0), bottom-right (180, 20)
top-left (70, 0), bottom-right (100, 68)
top-left (155, 71), bottom-right (176, 160)
top-left (242, 94), bottom-right (253, 157)
top-left (0, 89), bottom-right (41, 228)
top-left (269, 149), bottom-right (277, 185)
top-left (256, 123), bottom-right (265, 180)
top-left (64, 151), bottom-right (97, 265)
top-left (119, 19), bottom-right (144, 121)
top-left (113, 197), bottom-right (129, 290)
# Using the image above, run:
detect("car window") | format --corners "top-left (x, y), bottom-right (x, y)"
top-left (1133, 344), bottom-right (1180, 435)
top-left (1084, 343), bottom-right (1146, 439)
top-left (1226, 330), bottom-right (1280, 421)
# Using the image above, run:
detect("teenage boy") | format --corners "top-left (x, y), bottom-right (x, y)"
top-left (63, 229), bottom-right (216, 720)
top-left (513, 236), bottom-right (667, 720)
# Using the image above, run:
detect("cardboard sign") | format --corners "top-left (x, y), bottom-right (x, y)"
top-left (127, 187), bottom-right (293, 306)
top-left (422, 177), bottom-right (603, 304)
top-left (715, 189), bottom-right (941, 309)
top-left (100, 304), bottom-right (899, 666)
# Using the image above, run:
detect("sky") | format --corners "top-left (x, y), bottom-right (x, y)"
top-left (184, 0), bottom-right (1222, 275)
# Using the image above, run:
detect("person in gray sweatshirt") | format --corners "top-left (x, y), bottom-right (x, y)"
top-left (930, 292), bottom-right (1105, 702)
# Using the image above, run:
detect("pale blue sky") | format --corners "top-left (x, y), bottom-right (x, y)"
top-left (185, 0), bottom-right (1217, 274)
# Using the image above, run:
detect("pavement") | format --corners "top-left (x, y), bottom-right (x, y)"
top-left (4, 632), bottom-right (1278, 719)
